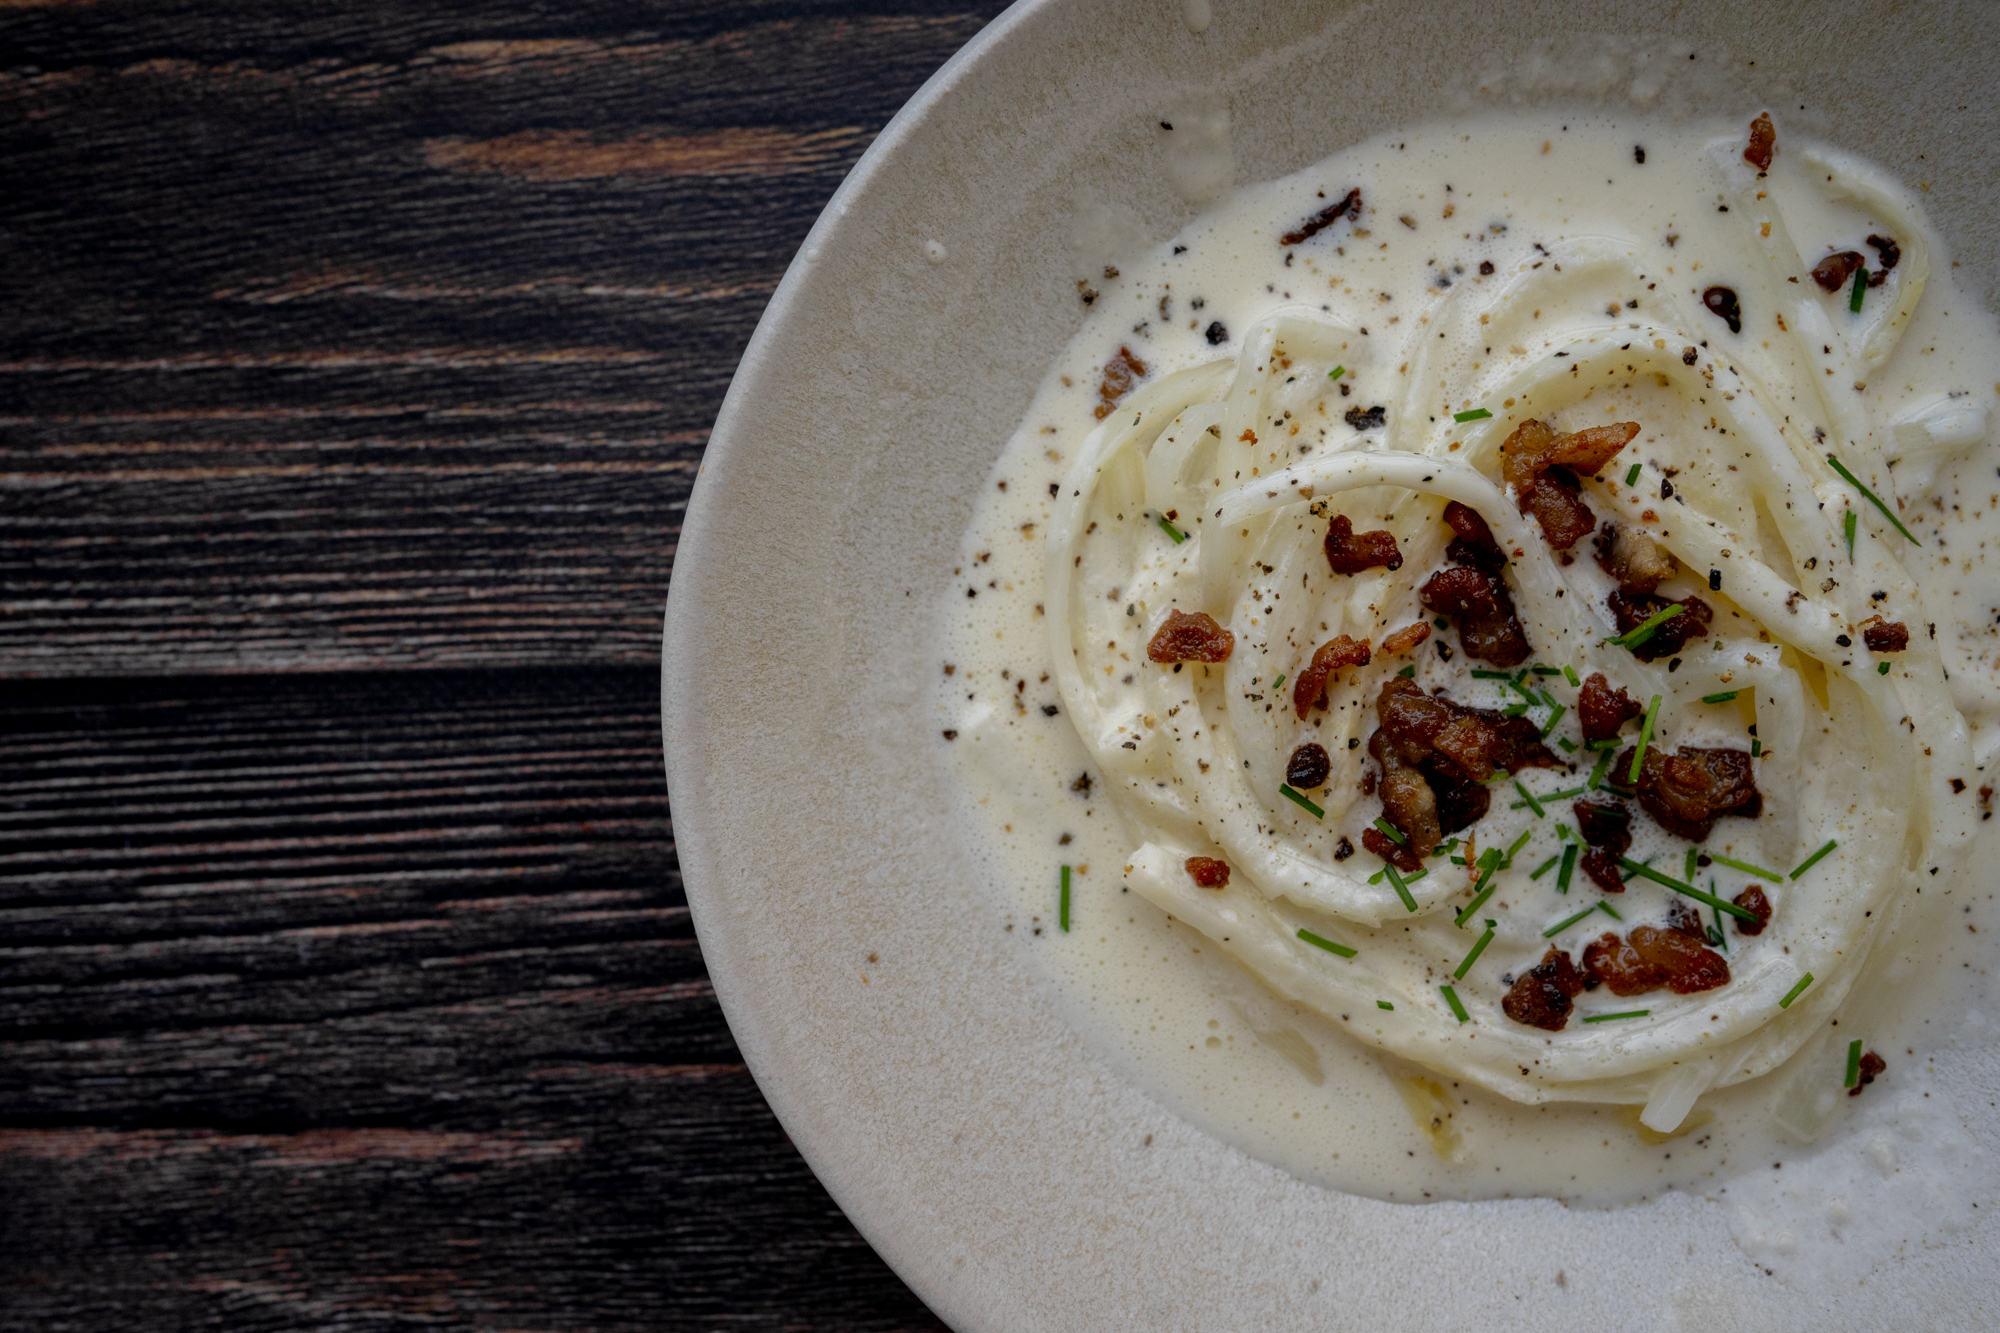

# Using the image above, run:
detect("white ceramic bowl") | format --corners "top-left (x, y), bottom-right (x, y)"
top-left (663, 2), bottom-right (2000, 1326)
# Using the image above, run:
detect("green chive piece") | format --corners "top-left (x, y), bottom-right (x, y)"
top-left (1563, 664), bottom-right (1581, 687)
top-left (1280, 785), bottom-right (1326, 819)
top-left (1297, 927), bottom-right (1357, 958)
top-left (1059, 864), bottom-right (1071, 933)
top-left (1531, 665), bottom-right (1563, 676)
top-left (1328, 365), bottom-right (1345, 381)
top-left (1597, 899), bottom-right (1623, 922)
top-left (1514, 780), bottom-right (1547, 819)
top-left (1507, 678), bottom-right (1538, 705)
top-left (1272, 672), bottom-right (1287, 688)
top-left (1530, 854), bottom-right (1561, 880)
top-left (1157, 515), bottom-right (1187, 544)
top-left (1471, 668), bottom-right (1513, 679)
top-left (1455, 920), bottom-right (1498, 979)
top-left (1607, 605), bottom-right (1684, 651)
top-left (1789, 839), bottom-right (1838, 880)
top-left (1629, 694), bottom-right (1663, 783)
top-left (1454, 849), bottom-right (1505, 927)
top-left (1751, 737), bottom-right (1762, 757)
top-left (1844, 508), bottom-right (1858, 562)
top-left (1845, 1038), bottom-right (1863, 1088)
top-left (1712, 892), bottom-right (1729, 952)
top-left (1454, 407), bottom-right (1493, 422)
top-left (1586, 737), bottom-right (1621, 750)
top-left (1372, 817), bottom-right (1407, 845)
top-left (1503, 827), bottom-right (1533, 867)
top-left (1383, 863), bottom-right (1420, 913)
top-left (1849, 265), bottom-right (1868, 312)
top-left (1583, 1009), bottom-right (1650, 1023)
top-left (1708, 852), bottom-right (1782, 880)
top-left (1556, 843), bottom-right (1579, 895)
top-left (1397, 664), bottom-right (1416, 679)
top-left (1701, 689), bottom-right (1740, 705)
top-left (1825, 453), bottom-right (1921, 546)
top-left (1543, 903), bottom-right (1599, 937)
top-left (1684, 847), bottom-right (1699, 884)
top-left (1557, 737), bottom-right (1577, 753)
top-left (1878, 661), bottom-right (1891, 675)
top-left (1625, 462), bottom-right (1643, 487)
top-left (1617, 857), bottom-right (1760, 920)
top-left (1540, 702), bottom-right (1568, 737)
top-left (1441, 985), bottom-right (1471, 1023)
top-left (1779, 973), bottom-right (1815, 1009)
top-left (1377, 999), bottom-right (1395, 1010)
top-left (1501, 703), bottom-right (1530, 717)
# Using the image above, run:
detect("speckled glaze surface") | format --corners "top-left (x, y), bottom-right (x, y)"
top-left (660, 2), bottom-right (2000, 1327)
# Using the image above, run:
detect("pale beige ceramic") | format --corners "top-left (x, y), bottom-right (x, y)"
top-left (661, 1), bottom-right (2000, 1326)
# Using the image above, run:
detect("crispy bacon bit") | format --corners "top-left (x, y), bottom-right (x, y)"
top-left (1367, 677), bottom-right (1556, 860)
top-left (1380, 622), bottom-right (1431, 655)
top-left (1324, 514), bottom-right (1403, 574)
top-left (1286, 742), bottom-right (1331, 789)
top-left (1501, 948), bottom-right (1586, 1030)
top-left (1584, 924), bottom-right (1731, 996)
top-left (1732, 884), bottom-right (1773, 936)
top-left (1607, 589), bottom-right (1713, 662)
top-left (1280, 187), bottom-right (1362, 246)
top-left (1594, 523), bottom-right (1676, 593)
top-left (1578, 671), bottom-right (1643, 743)
top-left (1344, 404), bottom-right (1387, 430)
top-left (1702, 286), bottom-right (1743, 334)
top-left (1292, 635), bottom-right (1371, 718)
top-left (1092, 345), bottom-right (1147, 420)
top-left (1744, 112), bottom-right (1776, 172)
top-left (1499, 418), bottom-right (1641, 550)
top-left (1442, 501), bottom-right (1506, 571)
top-left (1573, 798), bottom-right (1632, 893)
top-left (1663, 898), bottom-right (1706, 940)
top-left (1420, 565), bottom-right (1531, 666)
top-left (1867, 233), bottom-right (1901, 274)
top-left (1616, 744), bottom-right (1762, 842)
top-left (1147, 609), bottom-right (1234, 663)
top-left (1362, 825), bottom-right (1421, 873)
top-left (1185, 856), bottom-right (1231, 888)
top-left (1862, 619), bottom-right (1910, 653)
top-left (1812, 250), bottom-right (1866, 293)
top-left (1849, 1050), bottom-right (1887, 1096)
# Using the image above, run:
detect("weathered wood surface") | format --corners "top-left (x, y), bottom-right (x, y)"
top-left (0, 0), bottom-right (1006, 1326)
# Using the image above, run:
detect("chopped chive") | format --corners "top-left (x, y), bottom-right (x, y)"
top-left (1701, 689), bottom-right (1740, 704)
top-left (1377, 999), bottom-right (1395, 1010)
top-left (1563, 664), bottom-right (1581, 687)
top-left (1789, 839), bottom-right (1838, 880)
top-left (1271, 672), bottom-right (1287, 688)
top-left (1586, 747), bottom-right (1615, 792)
top-left (1557, 737), bottom-right (1577, 753)
top-left (1383, 863), bottom-right (1420, 913)
top-left (1629, 694), bottom-right (1663, 783)
top-left (1453, 407), bottom-right (1493, 422)
top-left (1556, 843), bottom-right (1578, 894)
top-left (1397, 664), bottom-right (1416, 678)
top-left (1455, 920), bottom-right (1498, 979)
top-left (1530, 854), bottom-right (1561, 880)
top-left (1751, 737), bottom-right (1762, 757)
top-left (1606, 604), bottom-right (1684, 651)
top-left (1684, 847), bottom-right (1698, 884)
top-left (1511, 784), bottom-right (1586, 811)
top-left (1779, 973), bottom-right (1815, 1009)
top-left (1328, 365), bottom-right (1345, 381)
top-left (1280, 784), bottom-right (1326, 819)
top-left (1471, 668), bottom-right (1513, 679)
top-left (1543, 902), bottom-right (1601, 937)
top-left (1708, 852), bottom-right (1783, 880)
top-left (1534, 688), bottom-right (1560, 709)
top-left (1501, 703), bottom-right (1530, 717)
top-left (1845, 1037), bottom-right (1863, 1088)
top-left (1440, 985), bottom-right (1470, 1023)
top-left (1586, 737), bottom-right (1621, 750)
top-left (1454, 849), bottom-right (1505, 927)
top-left (1844, 508), bottom-right (1858, 561)
top-left (1297, 927), bottom-right (1357, 958)
top-left (1711, 892), bottom-right (1728, 952)
top-left (1434, 617), bottom-right (1450, 629)
top-left (1849, 265), bottom-right (1868, 312)
top-left (1531, 664), bottom-right (1563, 676)
top-left (1583, 1009), bottom-right (1650, 1023)
top-left (1540, 702), bottom-right (1568, 737)
top-left (1436, 838), bottom-right (1461, 854)
top-left (1372, 817), bottom-right (1407, 845)
top-left (1878, 661), bottom-right (1891, 675)
top-left (1503, 827), bottom-right (1534, 867)
top-left (1514, 780), bottom-right (1547, 819)
top-left (1059, 864), bottom-right (1071, 932)
top-left (1507, 678), bottom-right (1540, 704)
top-left (1825, 453), bottom-right (1920, 546)
top-left (1597, 899), bottom-right (1623, 922)
top-left (1368, 865), bottom-right (1429, 888)
top-left (1625, 462), bottom-right (1643, 487)
top-left (1157, 515), bottom-right (1187, 544)
top-left (1617, 857), bottom-right (1760, 920)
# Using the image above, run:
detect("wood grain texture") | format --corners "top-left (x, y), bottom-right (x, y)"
top-left (0, 0), bottom-right (1010, 1325)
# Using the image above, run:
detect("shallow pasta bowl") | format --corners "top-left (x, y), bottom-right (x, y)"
top-left (660, 0), bottom-right (2000, 1326)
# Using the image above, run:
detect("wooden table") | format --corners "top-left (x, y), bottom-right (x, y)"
top-left (0, 2), bottom-right (1003, 1325)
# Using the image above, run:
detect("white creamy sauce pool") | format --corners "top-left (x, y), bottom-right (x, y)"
top-left (936, 110), bottom-right (2000, 1265)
